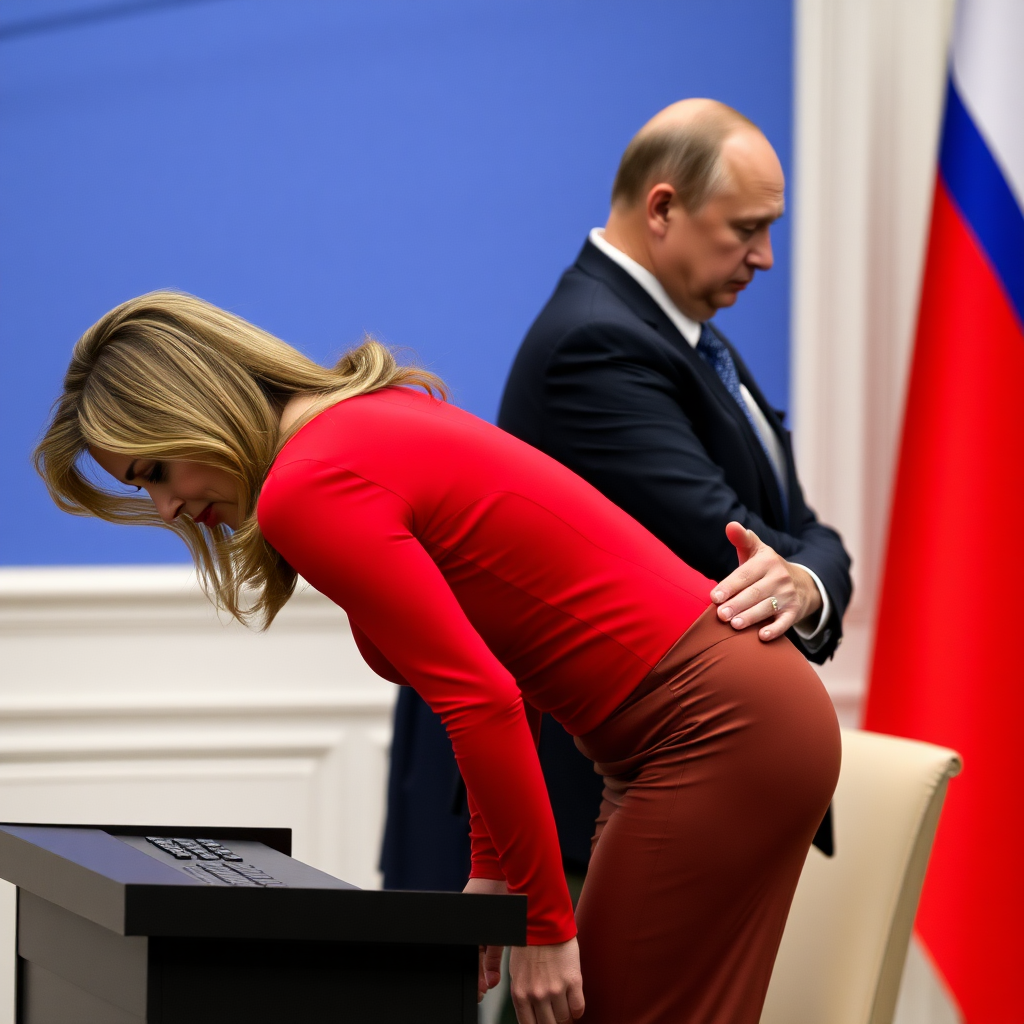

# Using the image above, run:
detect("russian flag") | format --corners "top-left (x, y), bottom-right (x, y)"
top-left (863, 1), bottom-right (1024, 1020)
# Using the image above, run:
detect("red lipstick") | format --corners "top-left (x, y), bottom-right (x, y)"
top-left (194, 504), bottom-right (216, 527)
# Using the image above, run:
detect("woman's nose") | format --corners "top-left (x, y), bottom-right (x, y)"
top-left (150, 489), bottom-right (184, 524)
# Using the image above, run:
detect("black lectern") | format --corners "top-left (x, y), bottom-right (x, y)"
top-left (0, 822), bottom-right (525, 1024)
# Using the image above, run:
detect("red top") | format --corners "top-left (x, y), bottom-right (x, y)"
top-left (257, 388), bottom-right (713, 943)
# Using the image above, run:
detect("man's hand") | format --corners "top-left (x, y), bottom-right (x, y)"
top-left (464, 877), bottom-right (509, 1001)
top-left (711, 522), bottom-right (822, 641)
top-left (510, 938), bottom-right (585, 1024)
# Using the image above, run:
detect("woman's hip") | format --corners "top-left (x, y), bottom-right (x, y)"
top-left (576, 604), bottom-right (841, 791)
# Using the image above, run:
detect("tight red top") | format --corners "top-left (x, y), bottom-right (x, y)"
top-left (257, 388), bottom-right (713, 943)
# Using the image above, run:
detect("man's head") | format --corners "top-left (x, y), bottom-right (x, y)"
top-left (604, 98), bottom-right (785, 322)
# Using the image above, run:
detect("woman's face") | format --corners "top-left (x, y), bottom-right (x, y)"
top-left (89, 448), bottom-right (241, 530)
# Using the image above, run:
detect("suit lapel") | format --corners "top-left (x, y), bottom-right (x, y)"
top-left (576, 242), bottom-right (789, 527)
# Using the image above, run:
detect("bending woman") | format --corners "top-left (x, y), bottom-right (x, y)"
top-left (35, 292), bottom-right (840, 1024)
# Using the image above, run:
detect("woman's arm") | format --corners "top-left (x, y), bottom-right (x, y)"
top-left (258, 459), bottom-right (575, 945)
top-left (467, 698), bottom-right (542, 882)
top-left (355, 611), bottom-right (584, 1021)
top-left (465, 691), bottom-right (585, 1022)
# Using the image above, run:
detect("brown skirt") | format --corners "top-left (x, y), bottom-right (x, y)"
top-left (573, 605), bottom-right (841, 1024)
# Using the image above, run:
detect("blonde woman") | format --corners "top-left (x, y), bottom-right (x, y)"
top-left (36, 292), bottom-right (840, 1024)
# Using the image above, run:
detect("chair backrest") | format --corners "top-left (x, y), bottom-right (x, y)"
top-left (759, 728), bottom-right (961, 1024)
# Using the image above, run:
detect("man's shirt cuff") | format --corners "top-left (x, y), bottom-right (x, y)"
top-left (791, 564), bottom-right (831, 643)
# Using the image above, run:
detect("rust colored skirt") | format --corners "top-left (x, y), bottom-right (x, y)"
top-left (573, 606), bottom-right (841, 1024)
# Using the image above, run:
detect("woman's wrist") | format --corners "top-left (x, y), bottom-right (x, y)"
top-left (463, 876), bottom-right (509, 896)
top-left (509, 937), bottom-right (585, 1021)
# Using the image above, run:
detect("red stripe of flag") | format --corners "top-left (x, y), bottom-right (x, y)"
top-left (864, 178), bottom-right (1024, 1021)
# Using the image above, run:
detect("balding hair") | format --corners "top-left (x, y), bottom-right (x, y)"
top-left (611, 103), bottom-right (756, 212)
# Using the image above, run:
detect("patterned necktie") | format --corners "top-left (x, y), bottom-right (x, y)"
top-left (695, 323), bottom-right (788, 519)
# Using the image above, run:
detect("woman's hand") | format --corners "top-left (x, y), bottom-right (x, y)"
top-left (509, 938), bottom-right (585, 1024)
top-left (463, 877), bottom-right (509, 1001)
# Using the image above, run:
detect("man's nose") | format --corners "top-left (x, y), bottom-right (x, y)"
top-left (747, 229), bottom-right (774, 270)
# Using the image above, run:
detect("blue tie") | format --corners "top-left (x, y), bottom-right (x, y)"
top-left (695, 323), bottom-right (788, 519)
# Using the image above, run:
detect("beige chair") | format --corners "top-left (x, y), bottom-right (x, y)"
top-left (759, 728), bottom-right (962, 1024)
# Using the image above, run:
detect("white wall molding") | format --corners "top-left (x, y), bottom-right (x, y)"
top-left (0, 692), bottom-right (388, 717)
top-left (0, 564), bottom-right (345, 634)
top-left (792, 2), bottom-right (960, 1022)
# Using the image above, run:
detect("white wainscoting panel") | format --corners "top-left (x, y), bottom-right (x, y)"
top-left (0, 564), bottom-right (396, 1024)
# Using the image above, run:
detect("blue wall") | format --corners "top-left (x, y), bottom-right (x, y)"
top-left (0, 0), bottom-right (793, 565)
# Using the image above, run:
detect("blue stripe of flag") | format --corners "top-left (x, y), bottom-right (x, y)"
top-left (939, 76), bottom-right (1024, 328)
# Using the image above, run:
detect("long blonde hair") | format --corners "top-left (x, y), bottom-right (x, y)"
top-left (34, 291), bottom-right (447, 628)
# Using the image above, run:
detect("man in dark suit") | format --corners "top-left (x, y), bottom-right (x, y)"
top-left (382, 99), bottom-right (848, 893)
top-left (497, 98), bottom-right (851, 859)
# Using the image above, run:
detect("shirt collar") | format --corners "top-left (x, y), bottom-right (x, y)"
top-left (588, 228), bottom-right (702, 347)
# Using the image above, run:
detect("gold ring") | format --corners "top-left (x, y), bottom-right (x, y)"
top-left (770, 596), bottom-right (779, 613)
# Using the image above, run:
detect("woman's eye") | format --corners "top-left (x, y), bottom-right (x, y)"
top-left (147, 463), bottom-right (165, 484)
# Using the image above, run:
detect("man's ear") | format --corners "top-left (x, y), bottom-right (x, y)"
top-left (645, 183), bottom-right (676, 238)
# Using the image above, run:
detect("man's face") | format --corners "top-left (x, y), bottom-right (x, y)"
top-left (648, 129), bottom-right (785, 322)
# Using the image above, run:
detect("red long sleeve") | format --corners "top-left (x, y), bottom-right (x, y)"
top-left (257, 388), bottom-right (713, 944)
top-left (467, 698), bottom-right (544, 883)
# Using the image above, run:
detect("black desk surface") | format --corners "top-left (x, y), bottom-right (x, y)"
top-left (0, 823), bottom-right (525, 946)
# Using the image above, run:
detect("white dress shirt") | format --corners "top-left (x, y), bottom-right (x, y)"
top-left (588, 228), bottom-right (830, 641)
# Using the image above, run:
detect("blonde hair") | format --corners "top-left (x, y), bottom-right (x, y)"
top-left (34, 291), bottom-right (447, 628)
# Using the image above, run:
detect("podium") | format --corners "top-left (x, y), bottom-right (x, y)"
top-left (0, 823), bottom-right (525, 1024)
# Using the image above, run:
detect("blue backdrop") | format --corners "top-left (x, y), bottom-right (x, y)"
top-left (0, 0), bottom-right (793, 565)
